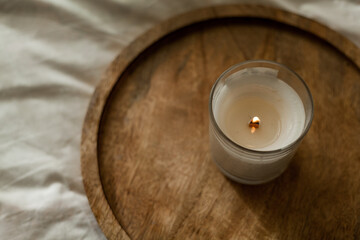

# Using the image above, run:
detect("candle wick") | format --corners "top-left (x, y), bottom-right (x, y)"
top-left (249, 116), bottom-right (260, 133)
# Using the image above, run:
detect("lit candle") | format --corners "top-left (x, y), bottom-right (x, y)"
top-left (209, 60), bottom-right (313, 184)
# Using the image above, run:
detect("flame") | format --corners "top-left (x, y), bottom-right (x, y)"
top-left (249, 116), bottom-right (260, 134)
top-left (250, 127), bottom-right (256, 134)
top-left (250, 116), bottom-right (260, 124)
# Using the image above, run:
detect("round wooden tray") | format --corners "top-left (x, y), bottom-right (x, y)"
top-left (81, 5), bottom-right (360, 239)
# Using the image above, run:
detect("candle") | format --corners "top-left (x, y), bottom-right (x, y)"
top-left (209, 60), bottom-right (313, 184)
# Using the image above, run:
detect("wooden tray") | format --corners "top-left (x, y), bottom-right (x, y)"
top-left (81, 5), bottom-right (360, 239)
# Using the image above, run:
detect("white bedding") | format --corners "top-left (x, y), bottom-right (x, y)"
top-left (0, 0), bottom-right (359, 239)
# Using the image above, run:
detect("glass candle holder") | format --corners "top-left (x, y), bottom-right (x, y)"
top-left (209, 60), bottom-right (314, 185)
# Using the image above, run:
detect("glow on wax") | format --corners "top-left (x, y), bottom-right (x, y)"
top-left (213, 68), bottom-right (305, 151)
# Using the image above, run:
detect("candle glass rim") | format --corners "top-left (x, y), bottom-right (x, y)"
top-left (209, 59), bottom-right (314, 154)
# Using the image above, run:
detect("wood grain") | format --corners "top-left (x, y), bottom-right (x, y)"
top-left (81, 5), bottom-right (360, 240)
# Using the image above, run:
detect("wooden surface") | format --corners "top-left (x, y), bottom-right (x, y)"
top-left (81, 5), bottom-right (360, 240)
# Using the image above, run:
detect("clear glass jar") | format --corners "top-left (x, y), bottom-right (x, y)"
top-left (209, 60), bottom-right (314, 184)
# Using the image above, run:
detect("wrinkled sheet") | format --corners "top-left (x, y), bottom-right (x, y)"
top-left (0, 0), bottom-right (359, 239)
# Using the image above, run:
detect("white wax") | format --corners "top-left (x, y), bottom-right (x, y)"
top-left (214, 68), bottom-right (305, 151)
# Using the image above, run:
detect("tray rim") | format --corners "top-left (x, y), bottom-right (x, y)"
top-left (80, 4), bottom-right (360, 240)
